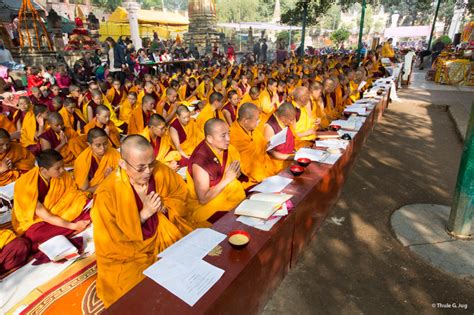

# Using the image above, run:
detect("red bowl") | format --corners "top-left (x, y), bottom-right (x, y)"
top-left (228, 230), bottom-right (250, 249)
top-left (290, 165), bottom-right (305, 176)
top-left (297, 158), bottom-right (311, 167)
top-left (330, 125), bottom-right (341, 131)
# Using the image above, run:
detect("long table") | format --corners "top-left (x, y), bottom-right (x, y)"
top-left (107, 92), bottom-right (390, 314)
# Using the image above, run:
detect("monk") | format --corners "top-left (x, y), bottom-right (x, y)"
top-left (221, 90), bottom-right (239, 126)
top-left (84, 90), bottom-right (125, 132)
top-left (177, 77), bottom-right (198, 102)
top-left (196, 92), bottom-right (225, 131)
top-left (381, 38), bottom-right (395, 59)
top-left (59, 97), bottom-right (87, 133)
top-left (137, 81), bottom-right (160, 106)
top-left (186, 119), bottom-right (245, 227)
top-left (0, 113), bottom-right (16, 137)
top-left (293, 86), bottom-right (318, 142)
top-left (119, 92), bottom-right (137, 125)
top-left (140, 114), bottom-right (180, 169)
top-left (106, 79), bottom-right (127, 112)
top-left (74, 127), bottom-right (120, 193)
top-left (128, 95), bottom-right (156, 135)
top-left (263, 102), bottom-right (297, 171)
top-left (230, 103), bottom-right (277, 189)
top-left (169, 105), bottom-right (203, 165)
top-left (156, 87), bottom-right (178, 123)
top-left (0, 128), bottom-right (35, 186)
top-left (196, 75), bottom-right (212, 100)
top-left (0, 229), bottom-right (31, 274)
top-left (13, 96), bottom-right (31, 135)
top-left (20, 104), bottom-right (49, 156)
top-left (12, 149), bottom-right (91, 253)
top-left (84, 105), bottom-right (121, 149)
top-left (309, 81), bottom-right (331, 129)
top-left (239, 86), bottom-right (261, 108)
top-left (92, 135), bottom-right (193, 307)
top-left (39, 113), bottom-right (87, 166)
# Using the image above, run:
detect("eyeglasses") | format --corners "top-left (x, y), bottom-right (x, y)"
top-left (123, 158), bottom-right (157, 173)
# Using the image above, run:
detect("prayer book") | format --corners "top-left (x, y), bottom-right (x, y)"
top-left (38, 235), bottom-right (79, 262)
top-left (266, 127), bottom-right (288, 151)
top-left (250, 175), bottom-right (293, 193)
top-left (234, 200), bottom-right (280, 219)
top-left (357, 81), bottom-right (367, 91)
top-left (317, 131), bottom-right (340, 140)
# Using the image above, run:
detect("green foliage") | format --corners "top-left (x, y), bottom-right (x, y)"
top-left (435, 35), bottom-right (452, 45)
top-left (384, 0), bottom-right (433, 26)
top-left (330, 28), bottom-right (350, 45)
top-left (215, 0), bottom-right (274, 22)
top-left (320, 4), bottom-right (342, 30)
top-left (281, 0), bottom-right (333, 26)
top-left (277, 30), bottom-right (300, 44)
top-left (92, 0), bottom-right (123, 12)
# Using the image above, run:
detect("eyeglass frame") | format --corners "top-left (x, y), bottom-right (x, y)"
top-left (122, 158), bottom-right (157, 173)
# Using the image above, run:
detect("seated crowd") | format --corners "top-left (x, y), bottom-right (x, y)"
top-left (0, 50), bottom-right (386, 307)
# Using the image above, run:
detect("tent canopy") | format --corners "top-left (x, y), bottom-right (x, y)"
top-left (108, 7), bottom-right (189, 26)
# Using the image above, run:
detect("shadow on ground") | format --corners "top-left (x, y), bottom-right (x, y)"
top-left (262, 101), bottom-right (473, 314)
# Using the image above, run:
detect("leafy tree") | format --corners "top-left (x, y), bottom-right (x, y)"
top-left (215, 0), bottom-right (273, 22)
top-left (330, 27), bottom-right (350, 45)
top-left (320, 4), bottom-right (342, 30)
top-left (281, 0), bottom-right (333, 25)
top-left (92, 0), bottom-right (123, 12)
top-left (384, 0), bottom-right (433, 26)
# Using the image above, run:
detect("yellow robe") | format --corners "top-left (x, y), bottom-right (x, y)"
top-left (19, 110), bottom-right (38, 147)
top-left (119, 98), bottom-right (135, 124)
top-left (349, 80), bottom-right (361, 103)
top-left (293, 102), bottom-right (316, 141)
top-left (0, 229), bottom-right (16, 250)
top-left (12, 167), bottom-right (88, 235)
top-left (0, 142), bottom-right (35, 186)
top-left (140, 127), bottom-right (181, 163)
top-left (310, 97), bottom-right (330, 129)
top-left (127, 105), bottom-right (148, 135)
top-left (196, 104), bottom-right (224, 131)
top-left (40, 128), bottom-right (87, 166)
top-left (0, 114), bottom-right (15, 134)
top-left (170, 119), bottom-right (203, 156)
top-left (382, 42), bottom-right (395, 58)
top-left (73, 147), bottom-right (120, 189)
top-left (59, 107), bottom-right (86, 133)
top-left (84, 119), bottom-right (121, 149)
top-left (229, 121), bottom-right (277, 189)
top-left (196, 82), bottom-right (212, 100)
top-left (186, 144), bottom-right (246, 227)
top-left (92, 165), bottom-right (193, 307)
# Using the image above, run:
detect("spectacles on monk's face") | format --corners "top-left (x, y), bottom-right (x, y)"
top-left (123, 158), bottom-right (157, 173)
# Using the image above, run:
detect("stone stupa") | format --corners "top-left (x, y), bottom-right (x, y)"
top-left (185, 0), bottom-right (221, 52)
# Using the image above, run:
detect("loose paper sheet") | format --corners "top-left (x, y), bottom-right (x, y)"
top-left (315, 139), bottom-right (349, 150)
top-left (158, 228), bottom-right (226, 260)
top-left (249, 175), bottom-right (293, 193)
top-left (329, 120), bottom-right (357, 131)
top-left (0, 181), bottom-right (15, 200)
top-left (318, 153), bottom-right (343, 165)
top-left (143, 256), bottom-right (225, 307)
top-left (266, 127), bottom-right (288, 152)
top-left (357, 81), bottom-right (367, 91)
top-left (294, 148), bottom-right (327, 161)
top-left (236, 215), bottom-right (282, 232)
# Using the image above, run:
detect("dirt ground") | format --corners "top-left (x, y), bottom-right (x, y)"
top-left (262, 99), bottom-right (474, 314)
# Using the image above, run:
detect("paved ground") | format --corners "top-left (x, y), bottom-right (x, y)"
top-left (263, 76), bottom-right (474, 314)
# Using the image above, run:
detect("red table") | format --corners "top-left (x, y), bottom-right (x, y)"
top-left (107, 92), bottom-right (390, 315)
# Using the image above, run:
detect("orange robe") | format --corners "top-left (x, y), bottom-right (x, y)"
top-left (19, 110), bottom-right (38, 148)
top-left (0, 114), bottom-right (15, 134)
top-left (84, 119), bottom-right (121, 149)
top-left (140, 127), bottom-right (181, 164)
top-left (127, 105), bottom-right (150, 135)
top-left (0, 142), bottom-right (35, 186)
top-left (169, 118), bottom-right (203, 156)
top-left (0, 229), bottom-right (16, 249)
top-left (59, 107), bottom-right (87, 133)
top-left (229, 121), bottom-right (277, 189)
top-left (73, 147), bottom-right (120, 190)
top-left (39, 128), bottom-right (87, 166)
top-left (92, 165), bottom-right (193, 307)
top-left (119, 98), bottom-right (135, 124)
top-left (12, 167), bottom-right (88, 235)
top-left (106, 87), bottom-right (127, 108)
top-left (186, 141), bottom-right (245, 227)
top-left (196, 104), bottom-right (224, 131)
top-left (311, 97), bottom-right (331, 129)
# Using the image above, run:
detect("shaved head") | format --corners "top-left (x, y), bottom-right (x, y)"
top-left (121, 134), bottom-right (153, 160)
top-left (293, 87), bottom-right (309, 102)
top-left (176, 105), bottom-right (190, 116)
top-left (204, 118), bottom-right (227, 137)
top-left (238, 103), bottom-right (259, 121)
top-left (148, 113), bottom-right (166, 127)
top-left (276, 102), bottom-right (296, 118)
top-left (0, 128), bottom-right (10, 140)
top-left (96, 105), bottom-right (110, 115)
top-left (47, 112), bottom-right (64, 124)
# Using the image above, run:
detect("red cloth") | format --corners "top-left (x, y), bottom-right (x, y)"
top-left (188, 140), bottom-right (228, 187)
top-left (27, 75), bottom-right (45, 94)
top-left (39, 128), bottom-right (60, 149)
top-left (130, 176), bottom-right (158, 240)
top-left (26, 143), bottom-right (42, 156)
top-left (150, 136), bottom-right (161, 159)
top-left (0, 237), bottom-right (31, 274)
top-left (55, 73), bottom-right (72, 89)
top-left (222, 102), bottom-right (236, 122)
top-left (266, 115), bottom-right (295, 154)
top-left (170, 119), bottom-right (187, 143)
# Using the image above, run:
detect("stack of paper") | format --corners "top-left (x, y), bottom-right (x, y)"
top-left (234, 193), bottom-right (293, 220)
top-left (329, 120), bottom-right (357, 131)
top-left (315, 139), bottom-right (349, 150)
top-left (267, 127), bottom-right (288, 151)
top-left (144, 228), bottom-right (227, 306)
top-left (318, 153), bottom-right (343, 165)
top-left (237, 216), bottom-right (282, 232)
top-left (294, 148), bottom-right (327, 161)
top-left (250, 175), bottom-right (293, 193)
top-left (344, 107), bottom-right (366, 116)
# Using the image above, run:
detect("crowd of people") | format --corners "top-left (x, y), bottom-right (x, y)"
top-left (0, 37), bottom-right (393, 308)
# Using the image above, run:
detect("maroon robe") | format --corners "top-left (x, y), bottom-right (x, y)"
top-left (150, 136), bottom-right (162, 159)
top-left (111, 88), bottom-right (125, 106)
top-left (13, 109), bottom-right (27, 125)
top-left (131, 176), bottom-right (158, 240)
top-left (0, 237), bottom-right (31, 274)
top-left (39, 128), bottom-right (60, 149)
top-left (187, 141), bottom-right (229, 223)
top-left (88, 155), bottom-right (99, 181)
top-left (222, 102), bottom-right (236, 122)
top-left (170, 119), bottom-right (187, 144)
top-left (266, 115), bottom-right (295, 154)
